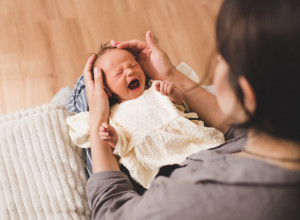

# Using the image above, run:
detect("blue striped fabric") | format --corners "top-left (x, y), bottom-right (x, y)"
top-left (65, 75), bottom-right (93, 177)
top-left (65, 75), bottom-right (89, 113)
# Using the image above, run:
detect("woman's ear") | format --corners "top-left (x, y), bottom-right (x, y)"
top-left (238, 76), bottom-right (256, 114)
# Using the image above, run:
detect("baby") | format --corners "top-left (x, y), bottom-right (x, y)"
top-left (67, 44), bottom-right (224, 188)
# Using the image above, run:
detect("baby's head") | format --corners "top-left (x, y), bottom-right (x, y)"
top-left (93, 43), bottom-right (146, 105)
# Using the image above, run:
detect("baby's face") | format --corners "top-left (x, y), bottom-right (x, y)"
top-left (94, 49), bottom-right (146, 103)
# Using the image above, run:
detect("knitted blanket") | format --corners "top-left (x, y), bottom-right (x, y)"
top-left (0, 104), bottom-right (91, 220)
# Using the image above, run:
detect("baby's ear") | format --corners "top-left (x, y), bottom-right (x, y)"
top-left (104, 87), bottom-right (112, 98)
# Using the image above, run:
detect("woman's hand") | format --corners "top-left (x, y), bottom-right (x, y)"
top-left (111, 31), bottom-right (175, 80)
top-left (83, 54), bottom-right (109, 131)
top-left (83, 54), bottom-right (120, 173)
top-left (113, 31), bottom-right (230, 133)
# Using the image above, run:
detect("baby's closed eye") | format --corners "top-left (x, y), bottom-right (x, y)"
top-left (130, 64), bottom-right (138, 68)
top-left (114, 71), bottom-right (123, 77)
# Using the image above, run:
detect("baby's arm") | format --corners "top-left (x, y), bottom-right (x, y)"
top-left (155, 81), bottom-right (184, 105)
top-left (99, 122), bottom-right (118, 149)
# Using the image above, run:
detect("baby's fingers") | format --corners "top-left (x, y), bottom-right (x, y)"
top-left (154, 82), bottom-right (161, 91)
top-left (166, 82), bottom-right (174, 95)
top-left (163, 82), bottom-right (170, 95)
top-left (99, 131), bottom-right (111, 140)
top-left (155, 81), bottom-right (168, 95)
top-left (159, 82), bottom-right (166, 95)
top-left (100, 123), bottom-right (109, 135)
top-left (100, 122), bottom-right (116, 139)
top-left (100, 122), bottom-right (109, 130)
top-left (105, 124), bottom-right (116, 133)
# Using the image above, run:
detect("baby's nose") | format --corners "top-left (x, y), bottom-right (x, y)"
top-left (125, 68), bottom-right (134, 76)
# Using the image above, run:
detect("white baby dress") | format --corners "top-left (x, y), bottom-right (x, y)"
top-left (67, 81), bottom-right (224, 188)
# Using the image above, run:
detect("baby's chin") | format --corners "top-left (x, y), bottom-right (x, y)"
top-left (116, 88), bottom-right (145, 103)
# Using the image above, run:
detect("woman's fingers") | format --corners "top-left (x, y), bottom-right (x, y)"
top-left (110, 40), bottom-right (120, 47)
top-left (111, 30), bottom-right (153, 51)
top-left (115, 40), bottom-right (147, 52)
top-left (83, 54), bottom-right (97, 80)
top-left (83, 54), bottom-right (97, 99)
top-left (93, 67), bottom-right (104, 92)
top-left (145, 30), bottom-right (158, 49)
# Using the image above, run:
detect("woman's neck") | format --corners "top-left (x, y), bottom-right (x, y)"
top-left (238, 129), bottom-right (300, 170)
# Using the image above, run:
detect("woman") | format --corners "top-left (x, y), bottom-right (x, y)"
top-left (84, 0), bottom-right (300, 219)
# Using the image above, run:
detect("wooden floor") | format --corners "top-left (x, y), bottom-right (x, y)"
top-left (0, 0), bottom-right (222, 116)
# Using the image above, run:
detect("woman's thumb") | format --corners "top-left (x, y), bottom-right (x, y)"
top-left (146, 31), bottom-right (158, 49)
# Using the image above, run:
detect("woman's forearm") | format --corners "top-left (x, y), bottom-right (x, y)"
top-left (83, 55), bottom-right (120, 173)
top-left (90, 128), bottom-right (120, 174)
top-left (169, 69), bottom-right (230, 133)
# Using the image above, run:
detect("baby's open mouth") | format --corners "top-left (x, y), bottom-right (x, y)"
top-left (128, 79), bottom-right (140, 90)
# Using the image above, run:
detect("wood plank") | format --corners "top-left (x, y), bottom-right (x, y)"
top-left (0, 0), bottom-right (222, 115)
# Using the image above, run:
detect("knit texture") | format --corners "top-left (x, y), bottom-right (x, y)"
top-left (67, 82), bottom-right (224, 188)
top-left (0, 104), bottom-right (91, 220)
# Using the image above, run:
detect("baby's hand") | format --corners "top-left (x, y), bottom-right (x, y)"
top-left (99, 122), bottom-right (118, 149)
top-left (155, 81), bottom-right (184, 104)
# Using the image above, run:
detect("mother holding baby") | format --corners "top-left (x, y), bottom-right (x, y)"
top-left (83, 0), bottom-right (300, 219)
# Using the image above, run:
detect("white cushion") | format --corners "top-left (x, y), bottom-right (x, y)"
top-left (0, 104), bottom-right (91, 219)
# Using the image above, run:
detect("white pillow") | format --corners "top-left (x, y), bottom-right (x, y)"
top-left (176, 62), bottom-right (216, 95)
top-left (0, 104), bottom-right (91, 219)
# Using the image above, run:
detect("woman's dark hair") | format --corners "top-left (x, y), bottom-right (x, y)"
top-left (216, 0), bottom-right (300, 143)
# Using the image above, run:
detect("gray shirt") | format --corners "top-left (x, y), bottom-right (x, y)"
top-left (87, 127), bottom-right (300, 220)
